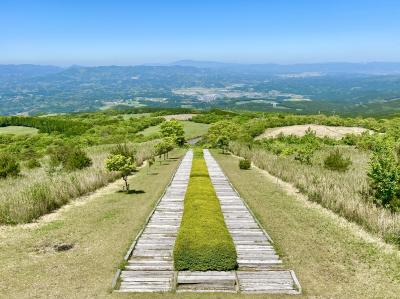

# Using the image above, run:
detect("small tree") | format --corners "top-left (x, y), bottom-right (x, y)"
top-left (148, 156), bottom-right (155, 174)
top-left (155, 137), bottom-right (175, 161)
top-left (48, 145), bottom-right (92, 171)
top-left (294, 146), bottom-right (314, 165)
top-left (324, 149), bottom-right (352, 172)
top-left (105, 154), bottom-right (136, 192)
top-left (155, 142), bottom-right (167, 163)
top-left (206, 120), bottom-right (242, 147)
top-left (163, 137), bottom-right (175, 158)
top-left (160, 120), bottom-right (185, 145)
top-left (0, 153), bottom-right (20, 178)
top-left (216, 135), bottom-right (229, 154)
top-left (368, 143), bottom-right (400, 210)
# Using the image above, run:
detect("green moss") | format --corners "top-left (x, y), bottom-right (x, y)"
top-left (173, 148), bottom-right (237, 271)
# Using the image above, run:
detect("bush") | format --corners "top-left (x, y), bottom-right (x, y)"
top-left (239, 159), bottom-right (251, 170)
top-left (342, 133), bottom-right (359, 146)
top-left (49, 145), bottom-right (92, 171)
top-left (26, 158), bottom-right (41, 169)
top-left (111, 143), bottom-right (136, 161)
top-left (64, 148), bottom-right (92, 171)
top-left (368, 143), bottom-right (400, 211)
top-left (324, 149), bottom-right (352, 172)
top-left (294, 146), bottom-right (314, 164)
top-left (0, 153), bottom-right (20, 178)
top-left (174, 149), bottom-right (237, 271)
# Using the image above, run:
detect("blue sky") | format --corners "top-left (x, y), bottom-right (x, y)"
top-left (1, 0), bottom-right (400, 65)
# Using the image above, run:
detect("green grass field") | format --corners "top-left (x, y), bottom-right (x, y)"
top-left (173, 149), bottom-right (237, 271)
top-left (0, 126), bottom-right (38, 135)
top-left (140, 121), bottom-right (210, 139)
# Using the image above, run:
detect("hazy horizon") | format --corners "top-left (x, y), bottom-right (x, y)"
top-left (2, 0), bottom-right (400, 66)
top-left (4, 60), bottom-right (400, 68)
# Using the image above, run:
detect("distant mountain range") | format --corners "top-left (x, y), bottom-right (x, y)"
top-left (1, 62), bottom-right (400, 115)
top-left (171, 60), bottom-right (400, 75)
top-left (3, 61), bottom-right (400, 78)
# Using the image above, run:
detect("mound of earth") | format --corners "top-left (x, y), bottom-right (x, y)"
top-left (255, 124), bottom-right (371, 140)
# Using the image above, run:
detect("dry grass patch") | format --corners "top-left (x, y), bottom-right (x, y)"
top-left (163, 114), bottom-right (197, 121)
top-left (256, 124), bottom-right (371, 140)
top-left (229, 142), bottom-right (400, 246)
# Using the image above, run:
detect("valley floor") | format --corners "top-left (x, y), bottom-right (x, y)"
top-left (0, 149), bottom-right (399, 298)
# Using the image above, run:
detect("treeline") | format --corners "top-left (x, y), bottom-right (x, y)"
top-left (0, 116), bottom-right (91, 135)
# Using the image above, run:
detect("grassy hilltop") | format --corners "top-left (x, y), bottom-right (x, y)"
top-left (0, 107), bottom-right (400, 297)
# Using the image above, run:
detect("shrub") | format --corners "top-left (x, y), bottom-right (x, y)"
top-left (26, 158), bottom-right (41, 169)
top-left (368, 143), bottom-right (400, 210)
top-left (111, 143), bottom-right (136, 161)
top-left (294, 146), bottom-right (314, 165)
top-left (174, 149), bottom-right (237, 271)
top-left (324, 149), bottom-right (352, 172)
top-left (64, 148), bottom-right (92, 171)
top-left (49, 145), bottom-right (92, 171)
top-left (342, 133), bottom-right (359, 146)
top-left (0, 153), bottom-right (20, 178)
top-left (239, 159), bottom-right (251, 170)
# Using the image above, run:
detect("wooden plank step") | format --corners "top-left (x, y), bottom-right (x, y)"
top-left (176, 271), bottom-right (236, 293)
top-left (121, 271), bottom-right (173, 277)
top-left (237, 270), bottom-right (300, 294)
top-left (125, 265), bottom-right (173, 271)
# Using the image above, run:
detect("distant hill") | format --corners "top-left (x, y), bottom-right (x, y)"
top-left (0, 64), bottom-right (63, 80)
